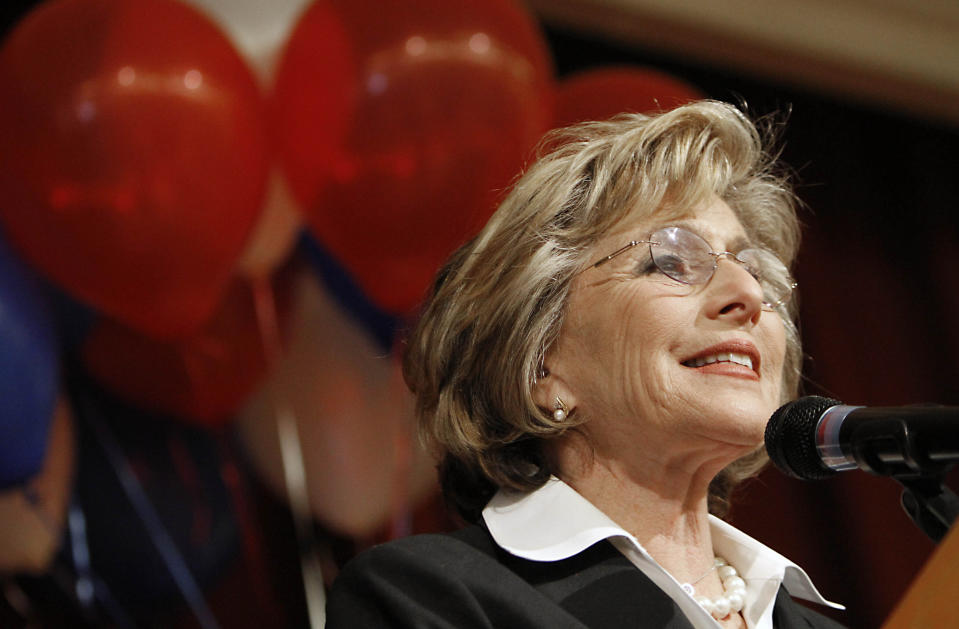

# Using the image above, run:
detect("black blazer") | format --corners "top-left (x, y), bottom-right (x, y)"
top-left (327, 524), bottom-right (846, 628)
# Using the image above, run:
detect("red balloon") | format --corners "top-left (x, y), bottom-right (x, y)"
top-left (82, 271), bottom-right (294, 427)
top-left (555, 66), bottom-right (703, 128)
top-left (0, 0), bottom-right (269, 338)
top-left (271, 0), bottom-right (555, 314)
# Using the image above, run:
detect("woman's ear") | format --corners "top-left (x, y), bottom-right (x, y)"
top-left (532, 361), bottom-right (577, 418)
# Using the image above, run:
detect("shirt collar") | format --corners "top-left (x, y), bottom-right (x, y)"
top-left (483, 475), bottom-right (628, 561)
top-left (482, 476), bottom-right (841, 610)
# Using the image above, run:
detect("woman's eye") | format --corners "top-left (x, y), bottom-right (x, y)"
top-left (632, 256), bottom-right (659, 276)
top-left (653, 253), bottom-right (688, 277)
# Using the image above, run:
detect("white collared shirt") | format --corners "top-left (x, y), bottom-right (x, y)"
top-left (482, 477), bottom-right (842, 629)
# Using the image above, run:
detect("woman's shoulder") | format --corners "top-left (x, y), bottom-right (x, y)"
top-left (325, 525), bottom-right (501, 627)
top-left (326, 524), bottom-right (589, 628)
top-left (343, 523), bottom-right (498, 573)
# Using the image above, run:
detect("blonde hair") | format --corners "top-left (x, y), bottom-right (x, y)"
top-left (403, 100), bottom-right (801, 520)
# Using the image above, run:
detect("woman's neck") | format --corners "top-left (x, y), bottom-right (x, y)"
top-left (550, 433), bottom-right (726, 584)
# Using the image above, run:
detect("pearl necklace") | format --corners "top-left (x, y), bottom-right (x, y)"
top-left (680, 557), bottom-right (747, 620)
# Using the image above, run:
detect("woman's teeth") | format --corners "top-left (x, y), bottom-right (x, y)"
top-left (685, 353), bottom-right (753, 370)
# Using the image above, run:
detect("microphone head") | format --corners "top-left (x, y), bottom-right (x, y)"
top-left (765, 396), bottom-right (841, 480)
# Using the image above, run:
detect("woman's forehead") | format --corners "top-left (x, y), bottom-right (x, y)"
top-left (592, 197), bottom-right (751, 251)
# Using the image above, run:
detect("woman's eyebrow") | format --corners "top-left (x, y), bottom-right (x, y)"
top-left (664, 219), bottom-right (753, 252)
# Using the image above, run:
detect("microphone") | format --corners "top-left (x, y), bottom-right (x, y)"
top-left (765, 396), bottom-right (959, 480)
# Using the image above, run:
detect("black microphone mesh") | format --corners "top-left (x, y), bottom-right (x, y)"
top-left (764, 396), bottom-right (841, 480)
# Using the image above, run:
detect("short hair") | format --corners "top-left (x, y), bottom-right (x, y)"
top-left (403, 100), bottom-right (801, 522)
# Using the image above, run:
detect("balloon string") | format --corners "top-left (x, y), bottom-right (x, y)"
top-left (66, 500), bottom-right (96, 610)
top-left (217, 441), bottom-right (275, 621)
top-left (167, 436), bottom-right (211, 545)
top-left (276, 406), bottom-right (327, 627)
top-left (63, 500), bottom-right (136, 628)
top-left (249, 275), bottom-right (326, 628)
top-left (249, 274), bottom-right (282, 366)
top-left (82, 409), bottom-right (220, 629)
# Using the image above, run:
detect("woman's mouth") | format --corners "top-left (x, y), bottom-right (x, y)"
top-left (680, 342), bottom-right (761, 380)
top-left (682, 352), bottom-right (753, 370)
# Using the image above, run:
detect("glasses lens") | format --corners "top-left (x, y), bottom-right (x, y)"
top-left (732, 249), bottom-right (765, 283)
top-left (646, 227), bottom-right (793, 307)
top-left (649, 227), bottom-right (715, 284)
top-left (738, 248), bottom-right (791, 307)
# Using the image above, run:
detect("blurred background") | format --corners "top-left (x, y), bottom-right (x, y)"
top-left (0, 1), bottom-right (957, 627)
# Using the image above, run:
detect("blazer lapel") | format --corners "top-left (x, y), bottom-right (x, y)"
top-left (507, 540), bottom-right (697, 629)
top-left (453, 524), bottom-right (696, 629)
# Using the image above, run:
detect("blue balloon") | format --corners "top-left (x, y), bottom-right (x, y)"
top-left (0, 229), bottom-right (58, 488)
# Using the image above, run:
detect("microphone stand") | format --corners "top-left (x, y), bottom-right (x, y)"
top-left (896, 476), bottom-right (959, 543)
top-left (849, 416), bottom-right (959, 543)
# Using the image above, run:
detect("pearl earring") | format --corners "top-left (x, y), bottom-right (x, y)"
top-left (553, 397), bottom-right (569, 421)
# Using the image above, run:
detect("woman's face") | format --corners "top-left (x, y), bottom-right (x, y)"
top-left (544, 197), bottom-right (787, 466)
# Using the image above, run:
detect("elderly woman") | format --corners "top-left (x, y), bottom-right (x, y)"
top-left (326, 100), bottom-right (845, 628)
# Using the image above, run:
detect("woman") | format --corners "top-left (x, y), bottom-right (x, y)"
top-left (326, 100), bottom-right (845, 628)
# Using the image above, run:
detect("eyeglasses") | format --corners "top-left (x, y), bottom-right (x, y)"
top-left (586, 226), bottom-right (797, 310)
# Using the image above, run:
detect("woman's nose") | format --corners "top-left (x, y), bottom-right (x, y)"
top-left (703, 256), bottom-right (765, 324)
